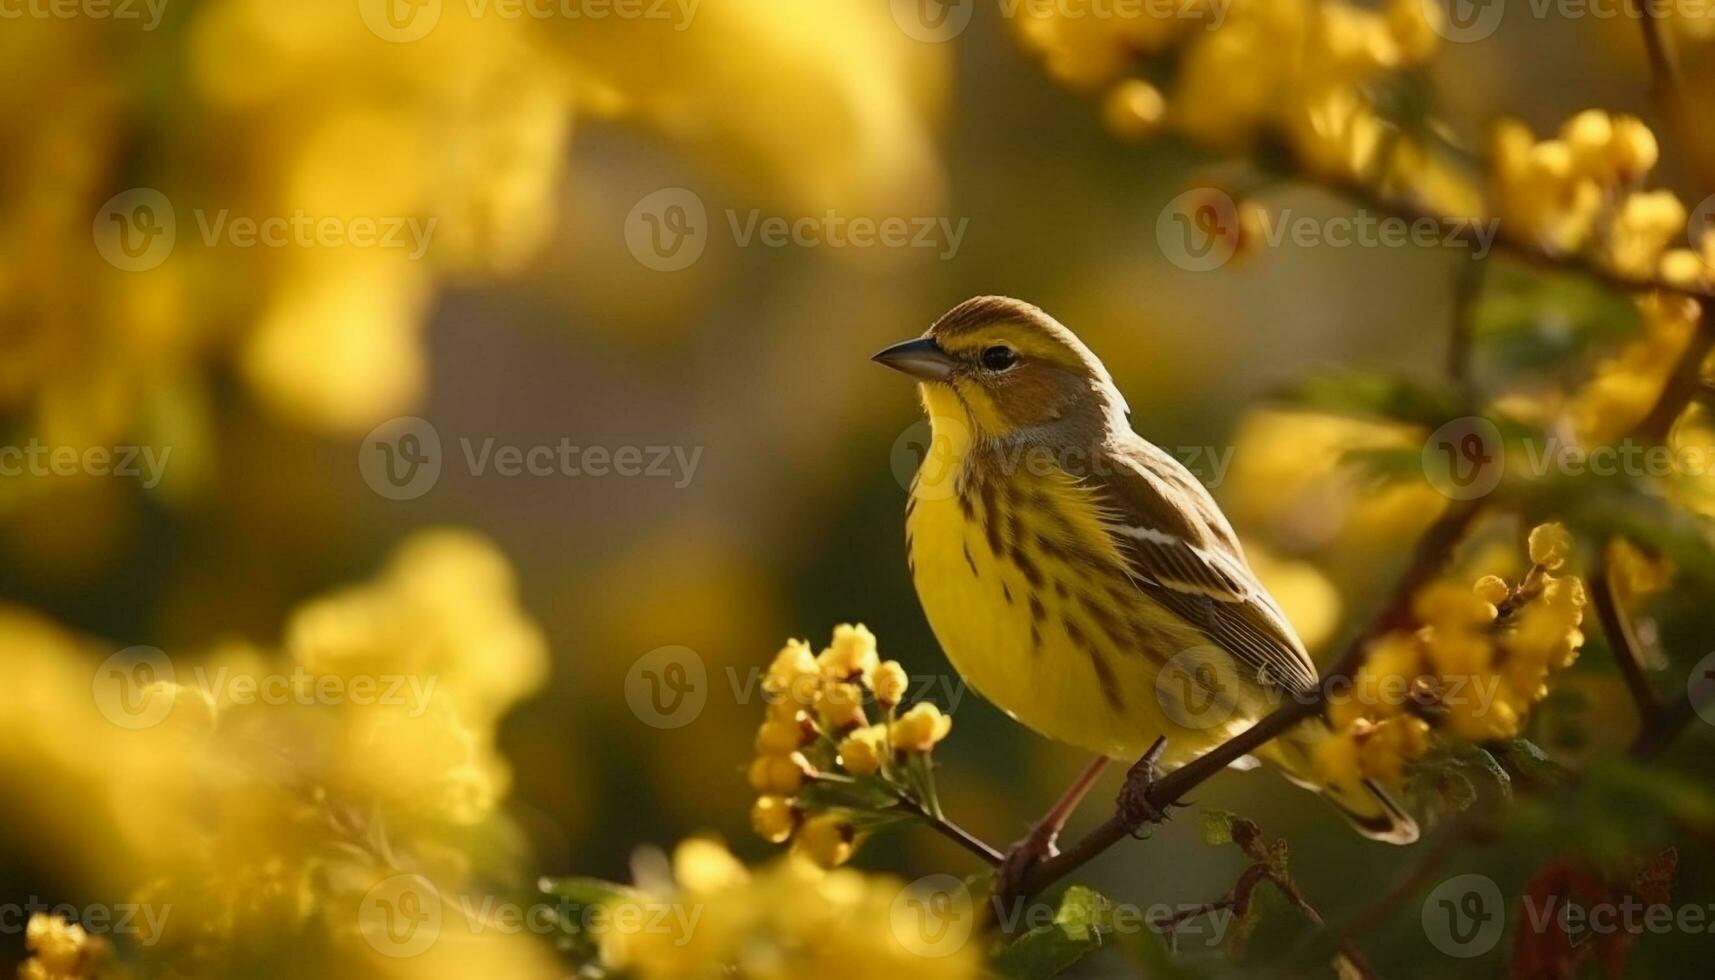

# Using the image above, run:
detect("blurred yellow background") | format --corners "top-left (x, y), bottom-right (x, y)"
top-left (4, 1), bottom-right (1714, 977)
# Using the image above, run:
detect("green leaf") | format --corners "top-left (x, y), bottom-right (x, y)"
top-left (1200, 807), bottom-right (1240, 846)
top-left (1472, 264), bottom-right (1642, 375)
top-left (1273, 369), bottom-right (1459, 429)
top-left (536, 876), bottom-right (643, 906)
top-left (990, 885), bottom-right (1116, 979)
top-left (1544, 478), bottom-right (1715, 586)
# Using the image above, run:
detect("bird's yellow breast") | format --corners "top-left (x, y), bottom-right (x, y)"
top-left (904, 408), bottom-right (1233, 761)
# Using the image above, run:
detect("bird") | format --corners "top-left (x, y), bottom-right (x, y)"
top-left (873, 296), bottom-right (1417, 886)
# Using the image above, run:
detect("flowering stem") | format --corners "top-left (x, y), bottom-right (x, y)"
top-left (889, 787), bottom-right (1005, 865)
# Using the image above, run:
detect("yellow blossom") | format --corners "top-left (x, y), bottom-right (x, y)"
top-left (756, 719), bottom-right (807, 755)
top-left (1473, 574), bottom-right (1511, 606)
top-left (872, 661), bottom-right (909, 708)
top-left (890, 703), bottom-right (953, 753)
top-left (764, 638), bottom-right (819, 703)
top-left (1528, 522), bottom-right (1574, 570)
top-left (748, 753), bottom-right (807, 795)
top-left (837, 724), bottom-right (890, 776)
top-left (600, 839), bottom-right (982, 979)
top-left (817, 682), bottom-right (869, 731)
top-left (752, 796), bottom-right (797, 844)
top-left (20, 915), bottom-right (107, 980)
top-left (818, 623), bottom-right (880, 686)
top-left (793, 813), bottom-right (857, 868)
top-left (1102, 80), bottom-right (1167, 141)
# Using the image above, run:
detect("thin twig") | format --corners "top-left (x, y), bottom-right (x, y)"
top-left (1306, 172), bottom-right (1715, 304)
top-left (891, 786), bottom-right (1006, 865)
top-left (1591, 551), bottom-right (1660, 723)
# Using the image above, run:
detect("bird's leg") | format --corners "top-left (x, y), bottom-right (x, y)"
top-left (993, 756), bottom-right (1111, 911)
top-left (1115, 737), bottom-right (1172, 838)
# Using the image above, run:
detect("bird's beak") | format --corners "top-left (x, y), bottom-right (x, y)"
top-left (872, 337), bottom-right (954, 381)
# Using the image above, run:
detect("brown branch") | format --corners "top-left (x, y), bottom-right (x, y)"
top-left (1311, 173), bottom-right (1715, 304)
top-left (1631, 0), bottom-right (1683, 110)
top-left (1591, 551), bottom-right (1660, 723)
top-left (1634, 308), bottom-right (1715, 441)
top-left (890, 785), bottom-right (1006, 865)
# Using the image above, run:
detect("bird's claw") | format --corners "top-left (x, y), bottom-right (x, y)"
top-left (1116, 738), bottom-right (1171, 838)
top-left (992, 822), bottom-right (1059, 915)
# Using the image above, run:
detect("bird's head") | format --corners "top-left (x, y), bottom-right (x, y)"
top-left (873, 296), bottom-right (1129, 440)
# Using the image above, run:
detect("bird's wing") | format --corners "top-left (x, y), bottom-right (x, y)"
top-left (1091, 440), bottom-right (1320, 696)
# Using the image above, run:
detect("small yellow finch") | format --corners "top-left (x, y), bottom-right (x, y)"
top-left (874, 296), bottom-right (1417, 866)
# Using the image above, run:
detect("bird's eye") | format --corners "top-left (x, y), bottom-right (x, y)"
top-left (980, 345), bottom-right (1018, 371)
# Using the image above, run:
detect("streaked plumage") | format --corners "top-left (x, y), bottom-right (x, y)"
top-left (881, 296), bottom-right (1416, 843)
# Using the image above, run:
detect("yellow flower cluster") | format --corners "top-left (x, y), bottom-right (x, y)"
top-left (1317, 524), bottom-right (1587, 786)
top-left (1016, 0), bottom-right (1443, 181)
top-left (18, 916), bottom-right (112, 980)
top-left (600, 838), bottom-right (982, 980)
top-left (749, 625), bottom-right (952, 867)
top-left (0, 1), bottom-right (946, 574)
top-left (1569, 292), bottom-right (1701, 442)
top-left (0, 531), bottom-right (556, 979)
top-left (1491, 111), bottom-right (1715, 286)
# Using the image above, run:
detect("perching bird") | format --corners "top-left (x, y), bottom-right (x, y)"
top-left (874, 296), bottom-right (1417, 873)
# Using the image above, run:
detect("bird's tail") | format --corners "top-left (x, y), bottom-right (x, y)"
top-left (1256, 720), bottom-right (1419, 845)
